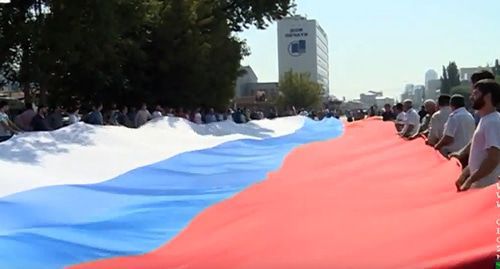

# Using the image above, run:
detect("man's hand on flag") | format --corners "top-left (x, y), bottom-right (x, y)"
top-left (455, 173), bottom-right (468, 192)
top-left (459, 178), bottom-right (474, 192)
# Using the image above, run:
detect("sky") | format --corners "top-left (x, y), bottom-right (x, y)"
top-left (239, 0), bottom-right (500, 100)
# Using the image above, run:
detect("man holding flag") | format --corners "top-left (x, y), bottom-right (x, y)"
top-left (456, 79), bottom-right (500, 191)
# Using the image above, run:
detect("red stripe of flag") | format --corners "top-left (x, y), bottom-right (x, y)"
top-left (71, 119), bottom-right (496, 269)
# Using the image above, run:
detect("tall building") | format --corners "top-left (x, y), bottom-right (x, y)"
top-left (425, 69), bottom-right (438, 83)
top-left (425, 69), bottom-right (438, 87)
top-left (401, 84), bottom-right (414, 101)
top-left (425, 79), bottom-right (441, 100)
top-left (413, 85), bottom-right (425, 108)
top-left (277, 15), bottom-right (329, 95)
top-left (401, 84), bottom-right (425, 108)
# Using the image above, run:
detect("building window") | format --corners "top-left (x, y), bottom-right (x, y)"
top-left (290, 40), bottom-right (306, 54)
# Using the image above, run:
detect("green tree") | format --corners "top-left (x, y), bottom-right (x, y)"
top-left (213, 0), bottom-right (295, 31)
top-left (1, 0), bottom-right (295, 109)
top-left (440, 65), bottom-right (450, 94)
top-left (447, 62), bottom-right (461, 87)
top-left (47, 0), bottom-right (164, 107)
top-left (140, 0), bottom-right (289, 109)
top-left (0, 0), bottom-right (46, 103)
top-left (493, 59), bottom-right (500, 76)
top-left (440, 62), bottom-right (461, 94)
top-left (143, 0), bottom-right (244, 109)
top-left (277, 71), bottom-right (323, 110)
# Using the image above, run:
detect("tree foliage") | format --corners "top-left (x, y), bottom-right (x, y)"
top-left (440, 61), bottom-right (460, 94)
top-left (440, 66), bottom-right (449, 94)
top-left (449, 60), bottom-right (500, 108)
top-left (216, 0), bottom-right (295, 31)
top-left (0, 0), bottom-right (45, 102)
top-left (277, 71), bottom-right (322, 110)
top-left (447, 62), bottom-right (461, 87)
top-left (493, 59), bottom-right (500, 76)
top-left (0, 0), bottom-right (295, 109)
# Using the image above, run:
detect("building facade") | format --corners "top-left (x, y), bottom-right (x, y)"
top-left (425, 69), bottom-right (438, 84)
top-left (401, 84), bottom-right (425, 108)
top-left (425, 79), bottom-right (441, 100)
top-left (277, 16), bottom-right (329, 95)
top-left (375, 97), bottom-right (395, 108)
top-left (244, 82), bottom-right (279, 99)
top-left (460, 67), bottom-right (493, 82)
top-left (425, 69), bottom-right (438, 98)
top-left (235, 66), bottom-right (258, 98)
top-left (234, 66), bottom-right (280, 107)
top-left (413, 85), bottom-right (425, 108)
top-left (358, 91), bottom-right (395, 109)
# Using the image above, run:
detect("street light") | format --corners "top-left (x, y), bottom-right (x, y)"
top-left (0, 0), bottom-right (11, 3)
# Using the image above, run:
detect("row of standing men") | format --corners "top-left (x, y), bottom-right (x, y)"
top-left (382, 70), bottom-right (499, 191)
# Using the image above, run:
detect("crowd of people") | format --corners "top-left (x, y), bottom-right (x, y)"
top-left (381, 70), bottom-right (499, 192)
top-left (2, 71), bottom-right (498, 192)
top-left (0, 104), bottom-right (240, 141)
top-left (0, 100), bottom-right (343, 144)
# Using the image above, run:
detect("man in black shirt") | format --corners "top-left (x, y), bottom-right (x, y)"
top-left (48, 106), bottom-right (64, 130)
top-left (418, 105), bottom-right (427, 122)
top-left (381, 104), bottom-right (395, 121)
top-left (31, 105), bottom-right (51, 131)
top-left (116, 106), bottom-right (132, 127)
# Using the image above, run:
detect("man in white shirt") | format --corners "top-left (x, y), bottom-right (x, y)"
top-left (456, 79), bottom-right (500, 191)
top-left (448, 70), bottom-right (496, 167)
top-left (426, 95), bottom-right (451, 146)
top-left (68, 107), bottom-right (80, 125)
top-left (152, 105), bottom-right (164, 119)
top-left (0, 101), bottom-right (22, 142)
top-left (410, 99), bottom-right (437, 140)
top-left (400, 100), bottom-right (420, 138)
top-left (135, 103), bottom-right (152, 128)
top-left (193, 108), bottom-right (203, 124)
top-left (434, 95), bottom-right (475, 156)
top-left (394, 103), bottom-right (406, 132)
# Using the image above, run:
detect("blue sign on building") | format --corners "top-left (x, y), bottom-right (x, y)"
top-left (288, 40), bottom-right (306, 57)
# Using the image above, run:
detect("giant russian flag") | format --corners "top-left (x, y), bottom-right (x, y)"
top-left (0, 117), bottom-right (496, 269)
top-left (0, 116), bottom-right (342, 268)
